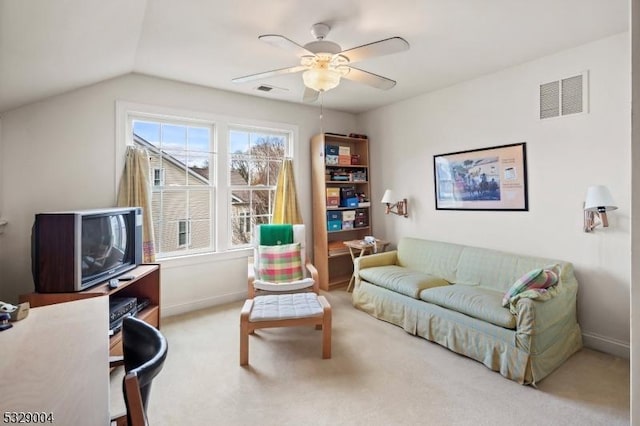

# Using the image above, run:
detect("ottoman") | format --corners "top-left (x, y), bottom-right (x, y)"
top-left (240, 293), bottom-right (332, 366)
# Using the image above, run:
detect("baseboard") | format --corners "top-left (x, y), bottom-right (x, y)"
top-left (161, 291), bottom-right (247, 317)
top-left (582, 331), bottom-right (630, 359)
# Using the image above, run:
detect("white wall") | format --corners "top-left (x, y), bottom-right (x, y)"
top-left (359, 33), bottom-right (631, 357)
top-left (631, 0), bottom-right (639, 423)
top-left (0, 73), bottom-right (357, 313)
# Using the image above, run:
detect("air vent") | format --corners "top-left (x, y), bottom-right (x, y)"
top-left (254, 84), bottom-right (289, 93)
top-left (539, 71), bottom-right (588, 119)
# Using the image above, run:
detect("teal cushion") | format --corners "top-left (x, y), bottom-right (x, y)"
top-left (359, 265), bottom-right (449, 299)
top-left (420, 285), bottom-right (516, 329)
top-left (501, 265), bottom-right (560, 307)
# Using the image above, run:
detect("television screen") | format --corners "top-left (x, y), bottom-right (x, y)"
top-left (81, 214), bottom-right (129, 280)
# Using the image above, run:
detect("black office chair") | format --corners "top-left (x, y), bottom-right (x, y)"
top-left (110, 316), bottom-right (168, 426)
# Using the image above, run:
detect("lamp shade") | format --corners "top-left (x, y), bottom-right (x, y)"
top-left (303, 68), bottom-right (341, 92)
top-left (584, 185), bottom-right (617, 212)
top-left (381, 189), bottom-right (394, 204)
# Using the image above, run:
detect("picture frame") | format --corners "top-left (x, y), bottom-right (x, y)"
top-left (433, 142), bottom-right (528, 211)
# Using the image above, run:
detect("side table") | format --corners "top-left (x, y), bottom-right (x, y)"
top-left (344, 239), bottom-right (390, 292)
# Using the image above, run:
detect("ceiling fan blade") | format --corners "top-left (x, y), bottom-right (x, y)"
top-left (339, 37), bottom-right (409, 63)
top-left (259, 34), bottom-right (314, 57)
top-left (302, 87), bottom-right (319, 103)
top-left (232, 65), bottom-right (308, 84)
top-left (342, 66), bottom-right (396, 90)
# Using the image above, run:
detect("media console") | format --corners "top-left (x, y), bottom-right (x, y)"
top-left (20, 264), bottom-right (160, 357)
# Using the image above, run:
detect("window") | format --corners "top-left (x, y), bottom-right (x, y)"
top-left (229, 127), bottom-right (289, 247)
top-left (177, 219), bottom-right (191, 247)
top-left (119, 102), bottom-right (297, 259)
top-left (152, 168), bottom-right (165, 187)
top-left (131, 117), bottom-right (215, 258)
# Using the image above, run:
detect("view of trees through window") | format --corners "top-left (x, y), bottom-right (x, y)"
top-left (229, 129), bottom-right (287, 246)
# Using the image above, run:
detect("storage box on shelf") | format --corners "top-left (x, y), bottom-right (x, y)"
top-left (311, 133), bottom-right (372, 290)
top-left (20, 264), bottom-right (161, 357)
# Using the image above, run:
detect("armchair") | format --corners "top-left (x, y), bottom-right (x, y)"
top-left (248, 224), bottom-right (319, 298)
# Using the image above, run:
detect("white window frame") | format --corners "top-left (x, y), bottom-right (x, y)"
top-left (115, 101), bottom-right (299, 264)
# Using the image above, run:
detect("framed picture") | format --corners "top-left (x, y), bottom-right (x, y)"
top-left (433, 142), bottom-right (528, 211)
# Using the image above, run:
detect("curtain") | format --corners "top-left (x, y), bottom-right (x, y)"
top-left (272, 158), bottom-right (302, 224)
top-left (117, 146), bottom-right (156, 263)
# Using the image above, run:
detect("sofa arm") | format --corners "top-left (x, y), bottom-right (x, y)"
top-left (354, 250), bottom-right (398, 277)
top-left (355, 250), bottom-right (397, 269)
top-left (515, 279), bottom-right (578, 353)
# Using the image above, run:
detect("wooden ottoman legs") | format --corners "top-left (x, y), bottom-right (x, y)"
top-left (239, 296), bottom-right (332, 366)
top-left (240, 299), bottom-right (253, 367)
top-left (319, 296), bottom-right (332, 359)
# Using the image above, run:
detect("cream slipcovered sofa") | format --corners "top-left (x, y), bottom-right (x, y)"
top-left (352, 237), bottom-right (582, 384)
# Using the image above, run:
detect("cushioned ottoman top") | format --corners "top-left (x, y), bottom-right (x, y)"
top-left (250, 293), bottom-right (323, 322)
top-left (420, 285), bottom-right (516, 329)
top-left (359, 265), bottom-right (449, 299)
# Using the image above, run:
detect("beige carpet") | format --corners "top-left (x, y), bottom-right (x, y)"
top-left (111, 290), bottom-right (630, 425)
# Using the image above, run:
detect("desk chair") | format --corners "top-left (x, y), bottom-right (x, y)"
top-left (110, 316), bottom-right (168, 426)
top-left (248, 224), bottom-right (319, 298)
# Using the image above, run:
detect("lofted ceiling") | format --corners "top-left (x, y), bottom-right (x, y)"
top-left (0, 0), bottom-right (629, 115)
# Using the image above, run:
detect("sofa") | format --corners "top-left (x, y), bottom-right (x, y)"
top-left (352, 237), bottom-right (582, 385)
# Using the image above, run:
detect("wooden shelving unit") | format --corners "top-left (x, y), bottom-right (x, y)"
top-left (20, 264), bottom-right (160, 357)
top-left (311, 133), bottom-right (372, 290)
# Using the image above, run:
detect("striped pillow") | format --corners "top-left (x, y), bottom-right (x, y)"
top-left (502, 265), bottom-right (560, 307)
top-left (258, 243), bottom-right (303, 283)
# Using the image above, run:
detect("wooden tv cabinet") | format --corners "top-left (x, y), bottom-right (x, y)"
top-left (20, 264), bottom-right (161, 357)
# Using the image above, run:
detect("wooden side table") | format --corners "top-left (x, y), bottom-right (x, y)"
top-left (344, 239), bottom-right (390, 292)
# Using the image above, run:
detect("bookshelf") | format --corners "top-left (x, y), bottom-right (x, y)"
top-left (311, 133), bottom-right (372, 290)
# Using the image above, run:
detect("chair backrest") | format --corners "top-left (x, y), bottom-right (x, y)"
top-left (253, 224), bottom-right (307, 277)
top-left (121, 316), bottom-right (168, 426)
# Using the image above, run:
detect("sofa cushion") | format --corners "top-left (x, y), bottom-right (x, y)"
top-left (455, 246), bottom-right (562, 292)
top-left (420, 285), bottom-right (516, 329)
top-left (397, 238), bottom-right (464, 283)
top-left (359, 265), bottom-right (449, 299)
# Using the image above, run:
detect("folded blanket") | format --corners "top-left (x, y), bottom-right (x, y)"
top-left (260, 224), bottom-right (293, 246)
top-left (508, 285), bottom-right (560, 314)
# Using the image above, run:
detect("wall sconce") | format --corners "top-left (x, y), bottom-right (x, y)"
top-left (583, 185), bottom-right (617, 232)
top-left (381, 189), bottom-right (408, 217)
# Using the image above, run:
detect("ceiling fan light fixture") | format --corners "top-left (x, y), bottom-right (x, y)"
top-left (303, 67), bottom-right (341, 92)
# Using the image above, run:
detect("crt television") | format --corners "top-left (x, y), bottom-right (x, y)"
top-left (32, 207), bottom-right (143, 293)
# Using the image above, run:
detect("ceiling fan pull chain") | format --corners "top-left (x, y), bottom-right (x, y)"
top-left (319, 91), bottom-right (324, 134)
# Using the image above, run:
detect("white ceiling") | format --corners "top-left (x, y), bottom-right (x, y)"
top-left (0, 0), bottom-right (629, 115)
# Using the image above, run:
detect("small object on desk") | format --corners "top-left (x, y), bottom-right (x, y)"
top-left (0, 301), bottom-right (29, 322)
top-left (0, 312), bottom-right (13, 331)
top-left (109, 278), bottom-right (120, 289)
top-left (118, 274), bottom-right (135, 281)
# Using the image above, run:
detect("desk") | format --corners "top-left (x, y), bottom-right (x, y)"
top-left (1, 296), bottom-right (109, 425)
top-left (344, 239), bottom-right (390, 292)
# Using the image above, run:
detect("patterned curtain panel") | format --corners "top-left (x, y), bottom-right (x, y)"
top-left (117, 146), bottom-right (156, 263)
top-left (272, 158), bottom-right (302, 224)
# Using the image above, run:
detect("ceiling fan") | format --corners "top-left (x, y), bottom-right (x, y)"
top-left (232, 23), bottom-right (410, 102)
